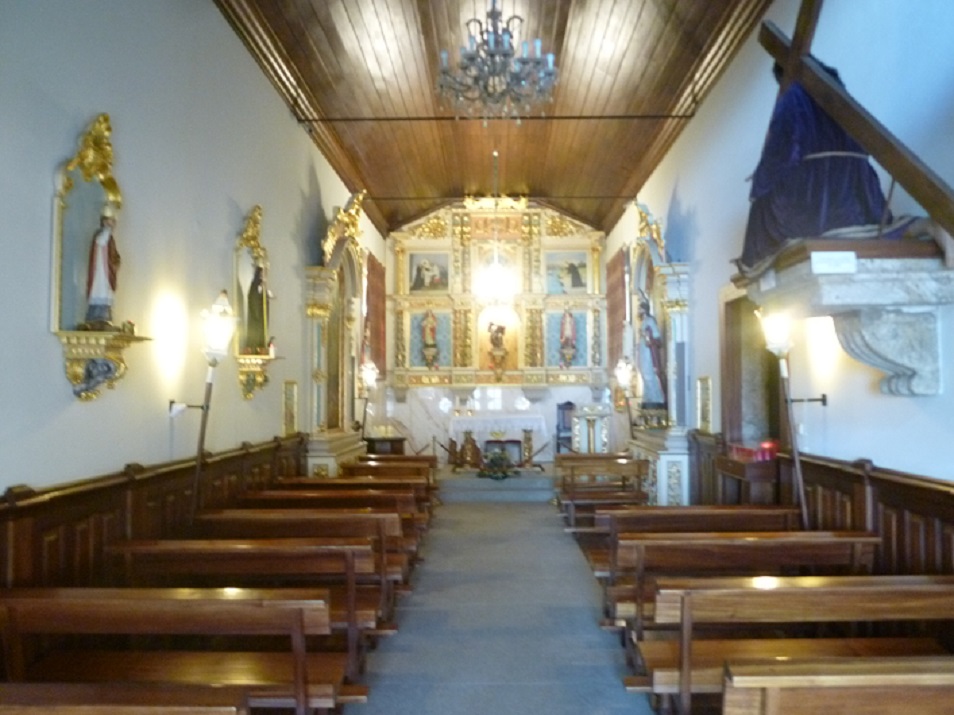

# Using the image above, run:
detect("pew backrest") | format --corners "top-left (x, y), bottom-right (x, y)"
top-left (722, 655), bottom-right (954, 715)
top-left (654, 574), bottom-right (954, 715)
top-left (595, 505), bottom-right (802, 534)
top-left (0, 587), bottom-right (333, 715)
top-left (0, 682), bottom-right (253, 715)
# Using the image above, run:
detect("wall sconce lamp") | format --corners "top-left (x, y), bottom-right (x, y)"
top-left (614, 356), bottom-right (634, 392)
top-left (178, 291), bottom-right (236, 523)
top-left (756, 309), bottom-right (809, 530)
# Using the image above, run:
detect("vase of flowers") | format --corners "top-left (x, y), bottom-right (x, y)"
top-left (477, 449), bottom-right (519, 480)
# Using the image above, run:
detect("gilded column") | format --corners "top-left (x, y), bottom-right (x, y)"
top-left (591, 307), bottom-right (601, 366)
top-left (458, 214), bottom-right (472, 293)
top-left (395, 308), bottom-right (406, 368)
top-left (525, 308), bottom-right (543, 367)
top-left (590, 241), bottom-right (602, 294)
top-left (453, 307), bottom-right (472, 367)
top-left (394, 244), bottom-right (407, 295)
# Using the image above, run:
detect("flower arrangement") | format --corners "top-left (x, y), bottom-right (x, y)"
top-left (477, 449), bottom-right (519, 480)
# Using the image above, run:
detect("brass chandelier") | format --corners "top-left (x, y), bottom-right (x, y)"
top-left (438, 0), bottom-right (558, 120)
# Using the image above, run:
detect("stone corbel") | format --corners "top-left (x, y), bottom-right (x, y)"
top-left (740, 240), bottom-right (954, 398)
top-left (832, 308), bottom-right (939, 396)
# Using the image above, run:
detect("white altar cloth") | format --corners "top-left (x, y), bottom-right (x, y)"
top-left (449, 412), bottom-right (548, 452)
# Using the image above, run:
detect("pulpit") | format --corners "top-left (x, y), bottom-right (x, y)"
top-left (571, 404), bottom-right (611, 453)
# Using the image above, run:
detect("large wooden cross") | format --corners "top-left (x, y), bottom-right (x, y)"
top-left (762, 0), bottom-right (954, 257)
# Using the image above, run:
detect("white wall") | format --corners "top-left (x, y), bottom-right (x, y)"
top-left (0, 0), bottom-right (382, 488)
top-left (614, 0), bottom-right (954, 479)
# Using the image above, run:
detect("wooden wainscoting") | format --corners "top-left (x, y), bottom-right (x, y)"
top-left (0, 434), bottom-right (308, 588)
top-left (687, 430), bottom-right (723, 504)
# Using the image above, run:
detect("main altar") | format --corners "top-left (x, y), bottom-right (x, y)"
top-left (449, 411), bottom-right (548, 463)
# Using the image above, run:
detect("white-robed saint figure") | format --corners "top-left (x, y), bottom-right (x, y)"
top-left (84, 202), bottom-right (121, 327)
top-left (637, 296), bottom-right (667, 407)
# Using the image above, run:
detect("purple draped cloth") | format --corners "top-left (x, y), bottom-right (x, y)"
top-left (738, 77), bottom-right (895, 272)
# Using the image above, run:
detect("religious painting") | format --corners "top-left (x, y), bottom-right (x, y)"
top-left (545, 310), bottom-right (586, 368)
top-left (408, 252), bottom-right (449, 293)
top-left (544, 250), bottom-right (588, 294)
top-left (408, 309), bottom-right (452, 369)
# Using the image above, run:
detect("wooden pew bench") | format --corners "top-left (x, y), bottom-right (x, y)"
top-left (609, 530), bottom-right (881, 643)
top-left (0, 682), bottom-right (254, 714)
top-left (359, 453), bottom-right (438, 469)
top-left (191, 508), bottom-right (410, 610)
top-left (273, 475), bottom-right (433, 514)
top-left (105, 538), bottom-right (381, 681)
top-left (340, 460), bottom-right (431, 479)
top-left (553, 452), bottom-right (631, 469)
top-left (581, 505), bottom-right (802, 581)
top-left (0, 587), bottom-right (358, 715)
top-left (236, 488), bottom-right (427, 530)
top-left (338, 459), bottom-right (439, 504)
top-left (634, 574), bottom-right (954, 715)
top-left (561, 490), bottom-right (649, 530)
top-left (557, 457), bottom-right (648, 497)
top-left (721, 654), bottom-right (954, 714)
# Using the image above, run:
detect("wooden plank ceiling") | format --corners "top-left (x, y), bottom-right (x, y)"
top-left (215, 0), bottom-right (771, 235)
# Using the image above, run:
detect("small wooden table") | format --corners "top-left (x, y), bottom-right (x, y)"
top-left (364, 436), bottom-right (406, 454)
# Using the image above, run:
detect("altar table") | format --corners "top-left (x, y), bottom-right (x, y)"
top-left (449, 412), bottom-right (548, 455)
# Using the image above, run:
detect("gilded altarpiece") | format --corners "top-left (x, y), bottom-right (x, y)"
top-left (389, 200), bottom-right (607, 395)
top-left (622, 205), bottom-right (692, 505)
top-left (305, 192), bottom-right (369, 476)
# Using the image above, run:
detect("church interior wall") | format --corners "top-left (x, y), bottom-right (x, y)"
top-left (0, 0), bottom-right (383, 489)
top-left (632, 0), bottom-right (954, 480)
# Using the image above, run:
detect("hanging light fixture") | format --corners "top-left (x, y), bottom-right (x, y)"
top-left (438, 0), bottom-right (558, 121)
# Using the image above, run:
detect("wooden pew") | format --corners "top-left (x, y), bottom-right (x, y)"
top-left (0, 682), bottom-right (253, 714)
top-left (338, 459), bottom-right (439, 503)
top-left (190, 508), bottom-right (408, 613)
top-left (553, 451), bottom-right (631, 468)
top-left (273, 475), bottom-right (433, 514)
top-left (583, 505), bottom-right (802, 579)
top-left (104, 537), bottom-right (379, 681)
top-left (340, 460), bottom-right (431, 479)
top-left (561, 490), bottom-right (649, 529)
top-left (0, 587), bottom-right (354, 715)
top-left (236, 488), bottom-right (424, 522)
top-left (359, 453), bottom-right (438, 469)
top-left (722, 655), bottom-right (954, 715)
top-left (611, 530), bottom-right (881, 643)
top-left (638, 574), bottom-right (954, 715)
top-left (557, 456), bottom-right (648, 495)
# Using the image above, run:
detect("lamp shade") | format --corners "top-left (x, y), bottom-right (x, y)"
top-left (614, 357), bottom-right (634, 391)
top-left (756, 309), bottom-right (793, 357)
top-left (201, 290), bottom-right (236, 366)
top-left (360, 359), bottom-right (379, 389)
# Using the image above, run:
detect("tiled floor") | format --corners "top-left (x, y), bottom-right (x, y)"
top-left (358, 502), bottom-right (654, 714)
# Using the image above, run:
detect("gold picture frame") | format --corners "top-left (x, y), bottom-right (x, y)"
top-left (696, 376), bottom-right (712, 433)
top-left (283, 380), bottom-right (298, 436)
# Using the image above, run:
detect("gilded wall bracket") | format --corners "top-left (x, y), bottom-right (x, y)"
top-left (52, 113), bottom-right (150, 401)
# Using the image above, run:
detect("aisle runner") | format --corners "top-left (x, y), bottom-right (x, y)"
top-left (359, 502), bottom-right (652, 715)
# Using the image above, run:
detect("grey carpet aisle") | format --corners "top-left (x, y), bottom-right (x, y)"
top-left (358, 502), bottom-right (654, 715)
